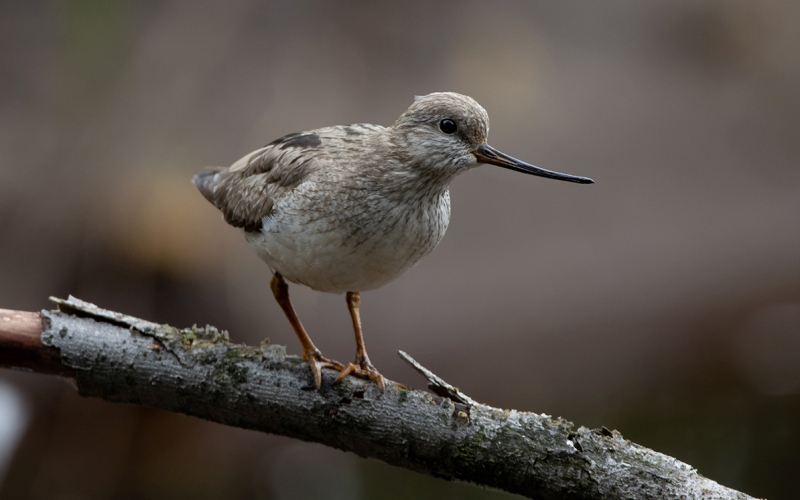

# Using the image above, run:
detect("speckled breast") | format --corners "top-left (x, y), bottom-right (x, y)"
top-left (244, 185), bottom-right (451, 294)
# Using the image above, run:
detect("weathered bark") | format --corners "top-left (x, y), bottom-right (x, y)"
top-left (0, 297), bottom-right (756, 500)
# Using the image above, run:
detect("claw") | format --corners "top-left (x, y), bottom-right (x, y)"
top-left (304, 351), bottom-right (345, 388)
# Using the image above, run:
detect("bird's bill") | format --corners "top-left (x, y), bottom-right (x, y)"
top-left (473, 144), bottom-right (594, 184)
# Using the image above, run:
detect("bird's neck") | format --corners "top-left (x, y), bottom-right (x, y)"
top-left (362, 160), bottom-right (452, 209)
top-left (382, 135), bottom-right (463, 197)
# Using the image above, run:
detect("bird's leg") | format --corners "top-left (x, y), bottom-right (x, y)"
top-left (335, 291), bottom-right (386, 389)
top-left (270, 272), bottom-right (344, 388)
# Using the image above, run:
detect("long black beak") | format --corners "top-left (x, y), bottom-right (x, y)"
top-left (474, 143), bottom-right (594, 184)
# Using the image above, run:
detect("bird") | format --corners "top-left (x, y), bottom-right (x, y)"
top-left (193, 92), bottom-right (593, 390)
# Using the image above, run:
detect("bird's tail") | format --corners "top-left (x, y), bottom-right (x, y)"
top-left (192, 167), bottom-right (226, 205)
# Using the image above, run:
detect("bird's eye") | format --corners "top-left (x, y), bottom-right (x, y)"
top-left (439, 119), bottom-right (457, 134)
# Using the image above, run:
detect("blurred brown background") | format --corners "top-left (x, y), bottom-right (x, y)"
top-left (1, 1), bottom-right (799, 499)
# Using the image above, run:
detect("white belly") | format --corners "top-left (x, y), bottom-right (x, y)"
top-left (244, 190), bottom-right (450, 294)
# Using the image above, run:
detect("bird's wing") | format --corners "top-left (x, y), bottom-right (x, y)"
top-left (193, 124), bottom-right (382, 232)
top-left (193, 131), bottom-right (328, 232)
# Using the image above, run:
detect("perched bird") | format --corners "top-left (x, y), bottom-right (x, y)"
top-left (194, 92), bottom-right (592, 389)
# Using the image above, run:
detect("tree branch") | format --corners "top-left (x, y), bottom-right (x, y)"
top-left (0, 297), bottom-right (756, 500)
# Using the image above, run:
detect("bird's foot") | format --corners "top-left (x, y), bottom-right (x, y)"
top-left (304, 351), bottom-right (346, 389)
top-left (335, 356), bottom-right (386, 390)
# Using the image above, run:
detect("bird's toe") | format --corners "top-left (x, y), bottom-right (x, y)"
top-left (305, 353), bottom-right (346, 389)
top-left (334, 360), bottom-right (386, 391)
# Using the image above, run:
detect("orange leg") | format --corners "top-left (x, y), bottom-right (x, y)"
top-left (270, 273), bottom-right (343, 388)
top-left (335, 291), bottom-right (386, 390)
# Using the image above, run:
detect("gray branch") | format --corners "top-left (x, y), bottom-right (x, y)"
top-left (9, 296), bottom-right (756, 499)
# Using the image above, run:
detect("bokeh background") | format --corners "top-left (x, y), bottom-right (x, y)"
top-left (1, 1), bottom-right (799, 498)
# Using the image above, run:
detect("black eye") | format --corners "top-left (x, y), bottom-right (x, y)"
top-left (439, 119), bottom-right (457, 134)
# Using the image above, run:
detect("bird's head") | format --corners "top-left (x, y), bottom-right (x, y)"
top-left (392, 92), bottom-right (593, 184)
